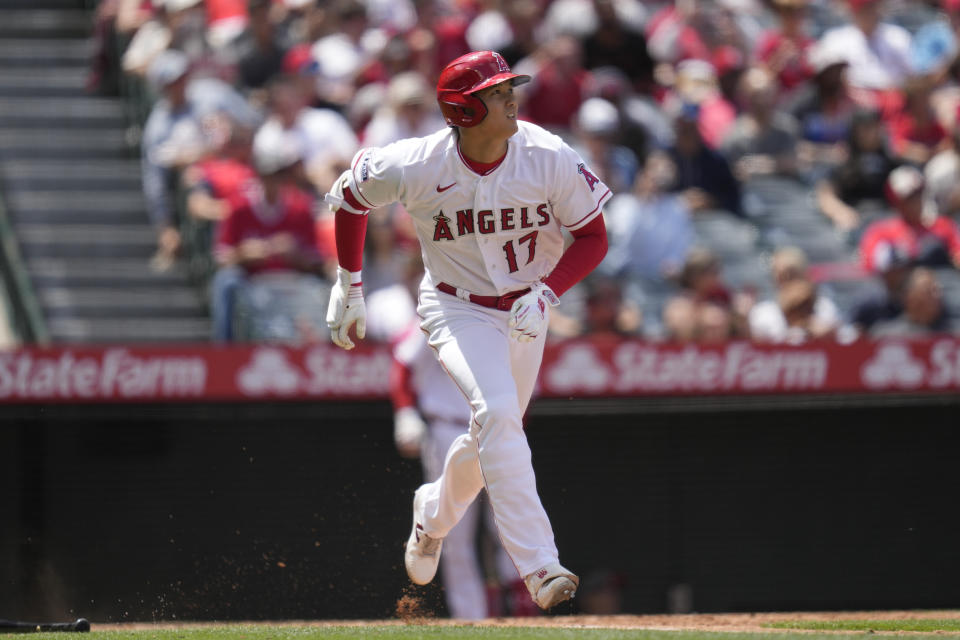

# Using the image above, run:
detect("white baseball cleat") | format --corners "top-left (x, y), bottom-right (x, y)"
top-left (404, 490), bottom-right (443, 585)
top-left (524, 563), bottom-right (579, 610)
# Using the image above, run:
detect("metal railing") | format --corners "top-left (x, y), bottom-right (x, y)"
top-left (0, 191), bottom-right (49, 345)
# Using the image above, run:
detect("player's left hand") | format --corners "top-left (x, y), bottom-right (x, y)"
top-left (508, 283), bottom-right (559, 343)
top-left (393, 407), bottom-right (427, 458)
top-left (326, 267), bottom-right (366, 350)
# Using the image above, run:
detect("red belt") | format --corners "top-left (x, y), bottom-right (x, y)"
top-left (436, 282), bottom-right (529, 311)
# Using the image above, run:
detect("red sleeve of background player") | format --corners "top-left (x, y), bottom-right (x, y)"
top-left (543, 215), bottom-right (608, 297)
top-left (388, 357), bottom-right (417, 411)
top-left (334, 186), bottom-right (369, 272)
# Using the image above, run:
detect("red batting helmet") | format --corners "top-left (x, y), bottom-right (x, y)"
top-left (436, 51), bottom-right (531, 128)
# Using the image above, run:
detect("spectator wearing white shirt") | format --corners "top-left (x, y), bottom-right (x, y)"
top-left (748, 246), bottom-right (840, 343)
top-left (258, 75), bottom-right (359, 193)
top-left (815, 0), bottom-right (911, 92)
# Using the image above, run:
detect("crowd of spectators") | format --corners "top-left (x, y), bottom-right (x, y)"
top-left (90, 0), bottom-right (960, 344)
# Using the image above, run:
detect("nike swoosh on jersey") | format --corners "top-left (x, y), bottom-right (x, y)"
top-left (436, 182), bottom-right (456, 193)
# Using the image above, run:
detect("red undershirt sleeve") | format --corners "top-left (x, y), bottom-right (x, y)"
top-left (333, 186), bottom-right (369, 273)
top-left (543, 215), bottom-right (608, 297)
top-left (388, 357), bottom-right (417, 410)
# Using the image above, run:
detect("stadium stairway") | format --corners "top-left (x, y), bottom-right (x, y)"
top-left (0, 0), bottom-right (210, 342)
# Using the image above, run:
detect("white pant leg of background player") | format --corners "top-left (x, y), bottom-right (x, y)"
top-left (422, 420), bottom-right (487, 620)
top-left (416, 290), bottom-right (556, 578)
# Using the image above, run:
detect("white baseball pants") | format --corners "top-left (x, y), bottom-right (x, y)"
top-left (415, 284), bottom-right (558, 579)
top-left (422, 419), bottom-right (512, 619)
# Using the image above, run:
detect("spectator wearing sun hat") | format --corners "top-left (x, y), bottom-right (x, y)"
top-left (815, 0), bottom-right (912, 93)
top-left (787, 36), bottom-right (875, 171)
top-left (362, 72), bottom-right (446, 148)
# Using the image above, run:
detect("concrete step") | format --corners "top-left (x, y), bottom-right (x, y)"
top-left (40, 286), bottom-right (207, 318)
top-left (1, 159), bottom-right (140, 190)
top-left (0, 127), bottom-right (129, 158)
top-left (47, 317), bottom-right (212, 343)
top-left (16, 223), bottom-right (156, 258)
top-left (0, 0), bottom-right (88, 9)
top-left (28, 257), bottom-right (189, 287)
top-left (0, 96), bottom-right (124, 128)
top-left (7, 189), bottom-right (145, 213)
top-left (11, 207), bottom-right (146, 225)
top-left (0, 10), bottom-right (91, 39)
top-left (7, 190), bottom-right (147, 225)
top-left (0, 39), bottom-right (92, 67)
top-left (0, 66), bottom-right (88, 96)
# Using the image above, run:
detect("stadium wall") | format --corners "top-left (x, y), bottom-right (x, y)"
top-left (2, 397), bottom-right (959, 621)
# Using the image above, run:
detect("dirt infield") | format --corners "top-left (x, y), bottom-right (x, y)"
top-left (102, 610), bottom-right (960, 633)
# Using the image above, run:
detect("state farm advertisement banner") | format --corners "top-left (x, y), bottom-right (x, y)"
top-left (0, 345), bottom-right (392, 403)
top-left (1, 338), bottom-right (959, 403)
top-left (538, 338), bottom-right (960, 396)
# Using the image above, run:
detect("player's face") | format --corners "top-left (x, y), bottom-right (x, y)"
top-left (474, 81), bottom-right (519, 139)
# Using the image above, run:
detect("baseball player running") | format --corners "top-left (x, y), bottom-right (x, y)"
top-left (325, 51), bottom-right (611, 610)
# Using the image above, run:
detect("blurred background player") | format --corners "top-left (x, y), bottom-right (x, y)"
top-left (367, 255), bottom-right (537, 619)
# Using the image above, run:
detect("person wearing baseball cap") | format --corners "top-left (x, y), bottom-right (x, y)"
top-left (860, 165), bottom-right (960, 274)
top-left (848, 242), bottom-right (912, 333)
top-left (141, 49), bottom-right (197, 272)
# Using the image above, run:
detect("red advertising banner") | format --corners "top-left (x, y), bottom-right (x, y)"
top-left (1, 337), bottom-right (959, 403)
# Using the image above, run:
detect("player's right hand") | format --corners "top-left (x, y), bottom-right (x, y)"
top-left (326, 266), bottom-right (366, 350)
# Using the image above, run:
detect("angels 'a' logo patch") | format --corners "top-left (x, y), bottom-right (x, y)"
top-left (494, 52), bottom-right (509, 72)
top-left (577, 163), bottom-right (599, 192)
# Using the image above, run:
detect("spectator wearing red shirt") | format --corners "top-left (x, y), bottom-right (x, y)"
top-left (183, 114), bottom-right (256, 223)
top-left (644, 2), bottom-right (710, 64)
top-left (755, 0), bottom-right (814, 98)
top-left (210, 125), bottom-right (326, 341)
top-left (887, 76), bottom-right (950, 166)
top-left (667, 59), bottom-right (737, 151)
top-left (860, 165), bottom-right (960, 273)
top-left (520, 35), bottom-right (591, 133)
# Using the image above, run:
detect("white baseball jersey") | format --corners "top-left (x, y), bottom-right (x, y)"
top-left (346, 120), bottom-right (612, 296)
